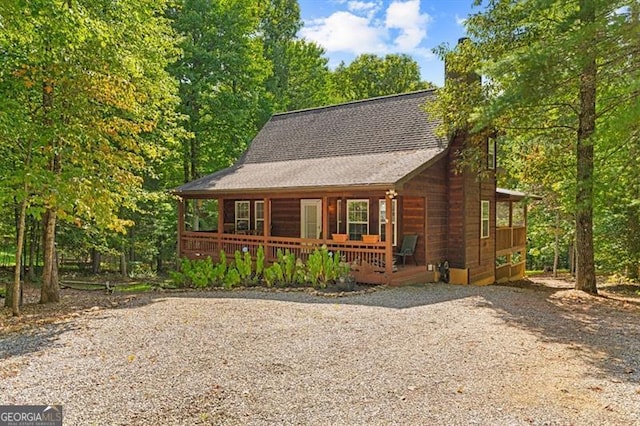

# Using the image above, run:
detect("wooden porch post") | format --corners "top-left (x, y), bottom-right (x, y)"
top-left (385, 194), bottom-right (393, 276)
top-left (177, 198), bottom-right (185, 259)
top-left (217, 198), bottom-right (224, 236)
top-left (509, 200), bottom-right (514, 248)
top-left (322, 196), bottom-right (328, 243)
top-left (264, 197), bottom-right (271, 261)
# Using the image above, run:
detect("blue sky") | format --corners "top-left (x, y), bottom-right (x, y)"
top-left (298, 0), bottom-right (476, 86)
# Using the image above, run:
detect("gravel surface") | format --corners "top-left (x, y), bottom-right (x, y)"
top-left (1, 282), bottom-right (639, 425)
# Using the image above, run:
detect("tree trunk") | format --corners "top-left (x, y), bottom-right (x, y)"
top-left (120, 240), bottom-right (127, 278)
top-left (40, 208), bottom-right (60, 303)
top-left (27, 217), bottom-right (38, 282)
top-left (91, 248), bottom-right (101, 274)
top-left (553, 210), bottom-right (559, 278)
top-left (574, 0), bottom-right (598, 295)
top-left (11, 192), bottom-right (29, 316)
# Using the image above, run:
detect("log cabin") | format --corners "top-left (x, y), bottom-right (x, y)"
top-left (172, 89), bottom-right (533, 285)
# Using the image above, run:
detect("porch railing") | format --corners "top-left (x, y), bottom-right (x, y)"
top-left (495, 261), bottom-right (526, 282)
top-left (496, 226), bottom-right (526, 253)
top-left (180, 232), bottom-right (387, 266)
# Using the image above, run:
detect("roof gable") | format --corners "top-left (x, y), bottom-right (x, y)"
top-left (243, 89), bottom-right (444, 164)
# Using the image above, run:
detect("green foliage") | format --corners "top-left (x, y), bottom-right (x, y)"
top-left (234, 249), bottom-right (254, 285)
top-left (264, 262), bottom-right (284, 287)
top-left (305, 246), bottom-right (350, 288)
top-left (224, 268), bottom-right (241, 289)
top-left (332, 54), bottom-right (433, 102)
top-left (256, 245), bottom-right (265, 278)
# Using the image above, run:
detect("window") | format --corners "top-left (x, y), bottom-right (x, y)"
top-left (235, 201), bottom-right (250, 232)
top-left (336, 199), bottom-right (342, 233)
top-left (481, 200), bottom-right (490, 239)
top-left (347, 200), bottom-right (369, 240)
top-left (487, 138), bottom-right (496, 170)
top-left (255, 201), bottom-right (264, 234)
top-left (379, 199), bottom-right (397, 246)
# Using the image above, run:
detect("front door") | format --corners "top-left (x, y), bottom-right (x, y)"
top-left (300, 199), bottom-right (322, 239)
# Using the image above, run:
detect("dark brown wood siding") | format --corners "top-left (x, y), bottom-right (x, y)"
top-left (402, 154), bottom-right (449, 267)
top-left (446, 135), bottom-right (467, 269)
top-left (271, 198), bottom-right (300, 237)
top-left (444, 134), bottom-right (497, 284)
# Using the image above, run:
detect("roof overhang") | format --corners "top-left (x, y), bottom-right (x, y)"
top-left (496, 187), bottom-right (542, 201)
top-left (173, 148), bottom-right (446, 198)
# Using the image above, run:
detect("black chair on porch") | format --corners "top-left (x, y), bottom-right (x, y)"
top-left (394, 234), bottom-right (418, 266)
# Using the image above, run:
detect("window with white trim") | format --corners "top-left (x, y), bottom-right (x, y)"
top-left (488, 138), bottom-right (496, 170)
top-left (235, 201), bottom-right (250, 232)
top-left (379, 199), bottom-right (397, 246)
top-left (481, 200), bottom-right (490, 239)
top-left (347, 200), bottom-right (369, 240)
top-left (336, 199), bottom-right (342, 233)
top-left (255, 201), bottom-right (264, 234)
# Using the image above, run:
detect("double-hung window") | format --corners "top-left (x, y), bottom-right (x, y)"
top-left (235, 201), bottom-right (250, 232)
top-left (347, 200), bottom-right (369, 240)
top-left (481, 200), bottom-right (490, 239)
top-left (255, 201), bottom-right (264, 234)
top-left (379, 199), bottom-right (397, 245)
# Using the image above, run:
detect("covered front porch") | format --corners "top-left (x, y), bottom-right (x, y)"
top-left (177, 190), bottom-right (431, 285)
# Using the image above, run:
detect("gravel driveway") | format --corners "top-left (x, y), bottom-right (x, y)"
top-left (1, 283), bottom-right (639, 425)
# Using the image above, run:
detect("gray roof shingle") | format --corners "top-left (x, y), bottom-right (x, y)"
top-left (175, 90), bottom-right (446, 195)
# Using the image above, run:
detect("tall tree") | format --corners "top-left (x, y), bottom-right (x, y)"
top-left (259, 0), bottom-right (302, 114)
top-left (332, 53), bottom-right (433, 102)
top-left (430, 0), bottom-right (638, 294)
top-left (281, 39), bottom-right (335, 111)
top-left (170, 0), bottom-right (270, 182)
top-left (0, 0), bottom-right (181, 303)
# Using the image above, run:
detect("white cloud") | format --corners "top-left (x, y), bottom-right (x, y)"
top-left (347, 1), bottom-right (380, 13)
top-left (300, 0), bottom-right (433, 60)
top-left (385, 0), bottom-right (431, 51)
top-left (300, 11), bottom-right (388, 55)
top-left (455, 14), bottom-right (467, 26)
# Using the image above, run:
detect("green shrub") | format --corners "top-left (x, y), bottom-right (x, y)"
top-left (256, 245), bottom-right (265, 278)
top-left (170, 257), bottom-right (215, 288)
top-left (224, 268), bottom-right (241, 289)
top-left (264, 262), bottom-right (284, 287)
top-left (234, 249), bottom-right (254, 285)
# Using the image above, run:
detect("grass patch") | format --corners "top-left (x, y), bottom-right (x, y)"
top-left (116, 283), bottom-right (154, 293)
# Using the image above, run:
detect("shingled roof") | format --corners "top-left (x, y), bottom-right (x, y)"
top-left (175, 89), bottom-right (447, 195)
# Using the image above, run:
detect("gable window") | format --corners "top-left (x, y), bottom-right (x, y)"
top-left (255, 201), bottom-right (264, 234)
top-left (347, 200), bottom-right (369, 240)
top-left (379, 199), bottom-right (397, 246)
top-left (488, 138), bottom-right (496, 170)
top-left (481, 200), bottom-right (490, 239)
top-left (235, 201), bottom-right (250, 232)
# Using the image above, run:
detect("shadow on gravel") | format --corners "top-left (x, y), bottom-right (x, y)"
top-left (481, 283), bottom-right (640, 386)
top-left (154, 283), bottom-right (480, 310)
top-left (175, 283), bottom-right (640, 385)
top-left (0, 322), bottom-right (77, 359)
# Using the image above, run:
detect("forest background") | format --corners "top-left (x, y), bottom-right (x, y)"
top-left (0, 0), bottom-right (637, 308)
